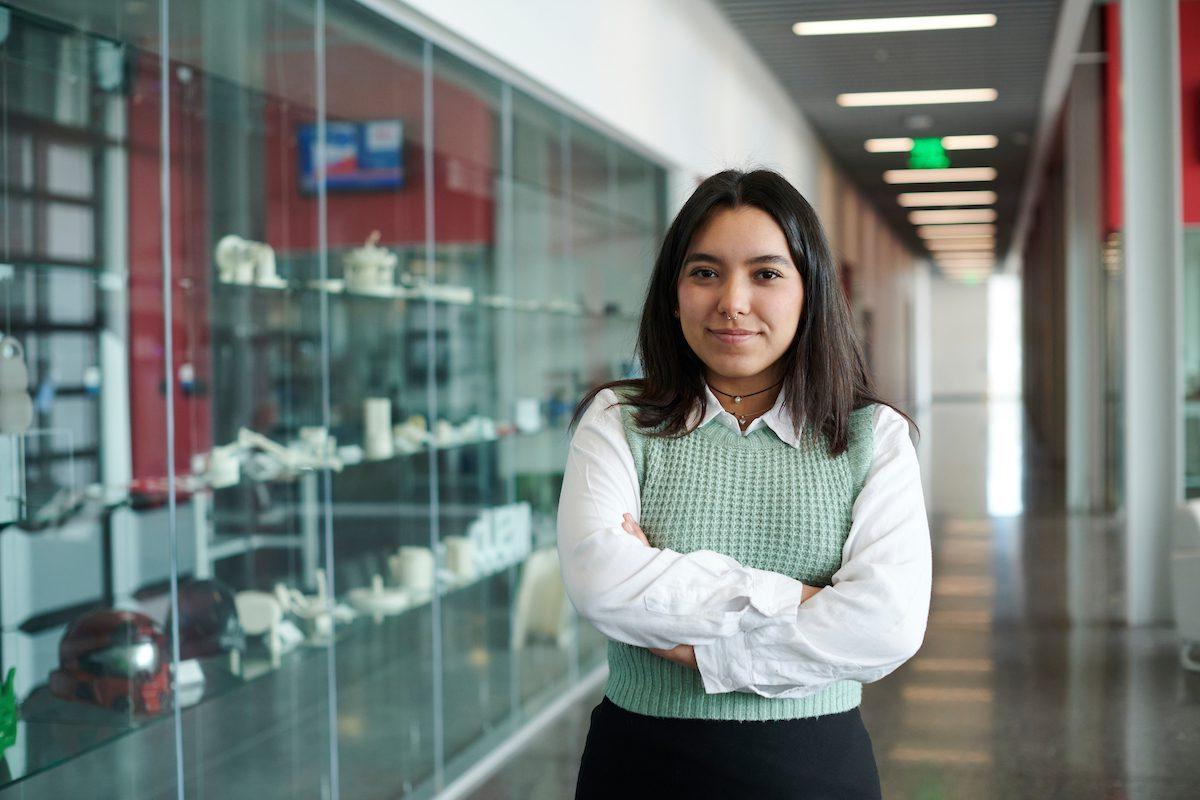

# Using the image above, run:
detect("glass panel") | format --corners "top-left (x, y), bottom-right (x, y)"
top-left (0, 2), bottom-right (186, 795)
top-left (430, 45), bottom-right (516, 788)
top-left (163, 0), bottom-right (337, 797)
top-left (0, 1), bottom-right (669, 795)
top-left (508, 91), bottom-right (574, 714)
top-left (1184, 227), bottom-right (1200, 499)
top-left (318, 3), bottom-right (436, 796)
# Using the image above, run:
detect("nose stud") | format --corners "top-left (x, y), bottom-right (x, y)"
top-left (724, 312), bottom-right (743, 322)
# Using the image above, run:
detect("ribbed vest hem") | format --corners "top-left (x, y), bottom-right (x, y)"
top-left (603, 643), bottom-right (862, 722)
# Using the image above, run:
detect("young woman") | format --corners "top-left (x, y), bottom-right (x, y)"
top-left (557, 169), bottom-right (932, 799)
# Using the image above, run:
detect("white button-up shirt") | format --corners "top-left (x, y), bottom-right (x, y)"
top-left (556, 385), bottom-right (932, 699)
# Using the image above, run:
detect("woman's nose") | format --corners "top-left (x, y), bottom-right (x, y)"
top-left (718, 281), bottom-right (751, 320)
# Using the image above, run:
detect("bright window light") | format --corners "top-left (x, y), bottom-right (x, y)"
top-left (794, 14), bottom-right (997, 36)
top-left (837, 88), bottom-right (998, 107)
top-left (918, 223), bottom-right (996, 238)
top-left (910, 208), bottom-right (997, 224)
top-left (885, 167), bottom-right (996, 183)
top-left (943, 134), bottom-right (999, 150)
top-left (926, 238), bottom-right (996, 251)
top-left (898, 190), bottom-right (996, 207)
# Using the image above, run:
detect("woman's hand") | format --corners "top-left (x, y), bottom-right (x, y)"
top-left (620, 513), bottom-right (699, 671)
top-left (620, 513), bottom-right (650, 546)
top-left (648, 643), bottom-right (699, 670)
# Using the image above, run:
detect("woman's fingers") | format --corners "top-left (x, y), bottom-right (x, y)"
top-left (621, 513), bottom-right (650, 546)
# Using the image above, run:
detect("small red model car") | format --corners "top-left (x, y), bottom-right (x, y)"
top-left (49, 609), bottom-right (170, 715)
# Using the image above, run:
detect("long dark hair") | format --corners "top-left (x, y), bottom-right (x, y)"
top-left (570, 168), bottom-right (916, 456)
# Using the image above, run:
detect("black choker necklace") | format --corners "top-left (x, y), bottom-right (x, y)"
top-left (708, 378), bottom-right (783, 406)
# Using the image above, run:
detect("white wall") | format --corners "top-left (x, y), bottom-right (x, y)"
top-left (821, 170), bottom-right (928, 410)
top-left (390, 0), bottom-right (826, 211)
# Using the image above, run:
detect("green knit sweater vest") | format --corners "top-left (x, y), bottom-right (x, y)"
top-left (603, 395), bottom-right (876, 721)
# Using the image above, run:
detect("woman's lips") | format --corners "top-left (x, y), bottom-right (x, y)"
top-left (708, 329), bottom-right (758, 346)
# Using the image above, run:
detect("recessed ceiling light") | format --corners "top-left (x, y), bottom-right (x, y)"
top-left (910, 209), bottom-right (998, 224)
top-left (918, 224), bottom-right (996, 238)
top-left (936, 252), bottom-right (996, 262)
top-left (926, 238), bottom-right (996, 251)
top-left (837, 88), bottom-right (998, 107)
top-left (865, 135), bottom-right (999, 153)
top-left (885, 167), bottom-right (997, 183)
top-left (898, 190), bottom-right (997, 207)
top-left (865, 138), bottom-right (914, 153)
top-left (942, 135), bottom-right (999, 150)
top-left (794, 14), bottom-right (997, 36)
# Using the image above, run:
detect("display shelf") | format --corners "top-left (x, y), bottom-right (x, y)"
top-left (197, 422), bottom-right (569, 497)
top-left (4, 549), bottom-right (519, 791)
top-left (213, 276), bottom-right (639, 322)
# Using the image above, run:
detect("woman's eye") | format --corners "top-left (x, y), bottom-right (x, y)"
top-left (758, 270), bottom-right (782, 280)
top-left (690, 268), bottom-right (717, 279)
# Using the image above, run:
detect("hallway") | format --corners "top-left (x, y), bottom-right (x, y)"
top-left (468, 398), bottom-right (1200, 799)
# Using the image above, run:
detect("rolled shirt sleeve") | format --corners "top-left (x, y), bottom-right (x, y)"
top-left (692, 404), bottom-right (932, 697)
top-left (556, 389), bottom-right (811, 651)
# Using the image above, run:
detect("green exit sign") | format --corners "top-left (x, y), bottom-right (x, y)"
top-left (909, 138), bottom-right (950, 169)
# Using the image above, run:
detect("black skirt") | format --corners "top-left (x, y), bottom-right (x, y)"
top-left (575, 696), bottom-right (882, 800)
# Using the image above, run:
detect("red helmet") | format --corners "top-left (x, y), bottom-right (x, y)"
top-left (49, 609), bottom-right (171, 715)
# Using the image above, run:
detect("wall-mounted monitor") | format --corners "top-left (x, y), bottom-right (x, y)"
top-left (298, 119), bottom-right (405, 192)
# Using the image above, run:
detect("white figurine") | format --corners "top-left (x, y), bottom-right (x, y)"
top-left (234, 591), bottom-right (285, 668)
top-left (343, 230), bottom-right (397, 295)
top-left (389, 546), bottom-right (435, 594)
top-left (442, 536), bottom-right (476, 581)
top-left (393, 414), bottom-right (430, 453)
top-left (0, 336), bottom-right (32, 435)
top-left (363, 398), bottom-right (394, 460)
top-left (347, 574), bottom-right (410, 621)
top-left (215, 235), bottom-right (284, 287)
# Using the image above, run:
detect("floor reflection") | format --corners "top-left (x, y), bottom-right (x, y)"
top-left (467, 399), bottom-right (1200, 800)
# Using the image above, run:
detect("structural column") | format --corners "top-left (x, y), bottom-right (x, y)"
top-left (1064, 41), bottom-right (1105, 513)
top-left (1121, 0), bottom-right (1183, 624)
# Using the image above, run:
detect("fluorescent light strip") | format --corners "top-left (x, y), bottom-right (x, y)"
top-left (837, 88), bottom-right (997, 107)
top-left (918, 224), bottom-right (996, 238)
top-left (942, 134), bottom-right (999, 150)
top-left (926, 239), bottom-right (995, 251)
top-left (931, 260), bottom-right (998, 268)
top-left (885, 167), bottom-right (997, 184)
top-left (937, 249), bottom-right (996, 259)
top-left (865, 137), bottom-right (913, 153)
top-left (910, 208), bottom-right (997, 224)
top-left (938, 261), bottom-right (995, 269)
top-left (865, 135), bottom-right (998, 153)
top-left (898, 190), bottom-right (996, 207)
top-left (794, 14), bottom-right (996, 36)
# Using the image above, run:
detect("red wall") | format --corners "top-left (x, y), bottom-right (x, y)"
top-left (127, 54), bottom-right (213, 486)
top-left (263, 43), bottom-right (495, 251)
top-left (1180, 1), bottom-right (1200, 224)
top-left (1103, 1), bottom-right (1200, 231)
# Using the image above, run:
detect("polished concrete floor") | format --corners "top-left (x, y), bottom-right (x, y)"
top-left (466, 399), bottom-right (1200, 799)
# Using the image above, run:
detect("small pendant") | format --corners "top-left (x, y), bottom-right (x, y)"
top-left (733, 396), bottom-right (742, 404)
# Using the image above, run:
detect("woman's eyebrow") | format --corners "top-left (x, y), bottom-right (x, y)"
top-left (683, 252), bottom-right (792, 267)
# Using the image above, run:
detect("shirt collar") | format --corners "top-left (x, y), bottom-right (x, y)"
top-left (688, 383), bottom-right (803, 448)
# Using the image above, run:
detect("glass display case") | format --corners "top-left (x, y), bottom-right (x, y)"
top-left (1185, 228), bottom-right (1200, 499)
top-left (0, 1), bottom-right (666, 796)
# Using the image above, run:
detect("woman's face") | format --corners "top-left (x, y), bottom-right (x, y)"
top-left (676, 206), bottom-right (804, 389)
